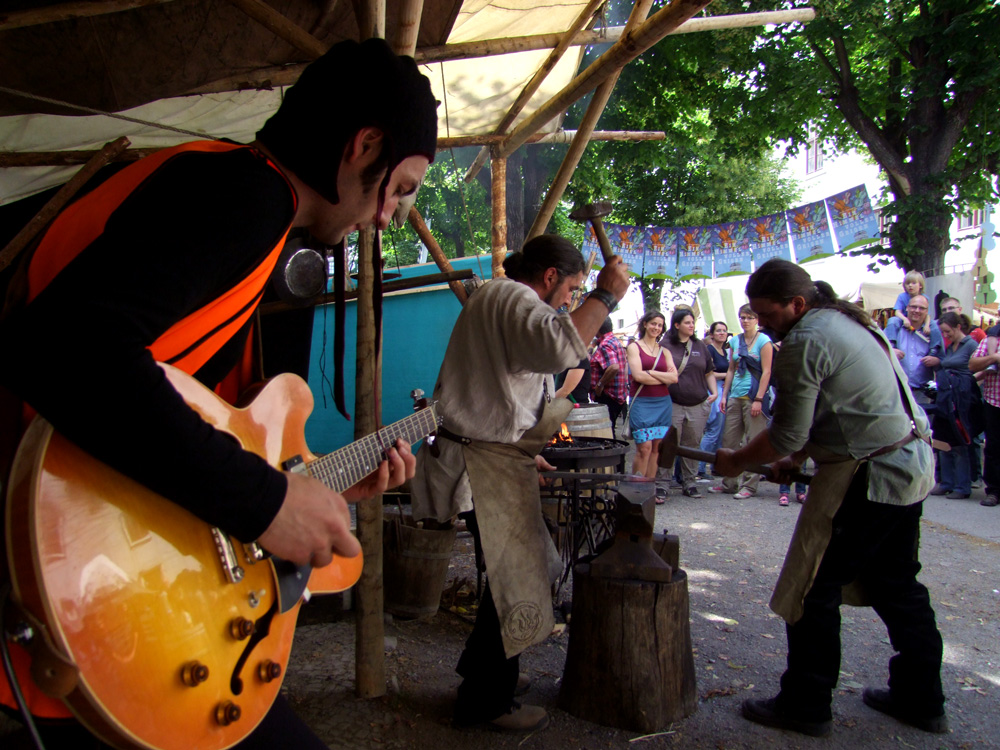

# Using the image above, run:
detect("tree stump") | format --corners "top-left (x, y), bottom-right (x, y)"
top-left (560, 564), bottom-right (697, 732)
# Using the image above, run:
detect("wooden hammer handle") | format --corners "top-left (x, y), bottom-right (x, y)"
top-left (660, 443), bottom-right (812, 486)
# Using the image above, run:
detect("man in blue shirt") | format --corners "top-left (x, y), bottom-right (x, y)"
top-left (883, 294), bottom-right (942, 406)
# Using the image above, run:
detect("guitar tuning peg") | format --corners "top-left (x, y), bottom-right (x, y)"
top-left (410, 388), bottom-right (424, 401)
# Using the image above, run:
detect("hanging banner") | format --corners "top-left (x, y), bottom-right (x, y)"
top-left (787, 200), bottom-right (836, 264)
top-left (606, 222), bottom-right (646, 272)
top-left (677, 226), bottom-right (713, 280)
top-left (749, 211), bottom-right (792, 265)
top-left (645, 226), bottom-right (678, 279)
top-left (826, 184), bottom-right (880, 251)
top-left (710, 219), bottom-right (753, 277)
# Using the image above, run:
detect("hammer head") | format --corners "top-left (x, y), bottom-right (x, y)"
top-left (569, 201), bottom-right (613, 222)
top-left (657, 426), bottom-right (680, 469)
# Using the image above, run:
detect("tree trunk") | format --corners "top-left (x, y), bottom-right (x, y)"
top-left (638, 277), bottom-right (664, 315)
top-left (886, 180), bottom-right (951, 274)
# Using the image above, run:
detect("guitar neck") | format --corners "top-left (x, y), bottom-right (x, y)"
top-left (306, 407), bottom-right (438, 494)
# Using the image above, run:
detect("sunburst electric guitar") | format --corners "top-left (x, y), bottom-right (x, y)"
top-left (4, 364), bottom-right (440, 750)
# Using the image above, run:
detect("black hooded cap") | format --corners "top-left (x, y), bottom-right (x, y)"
top-left (257, 37), bottom-right (438, 205)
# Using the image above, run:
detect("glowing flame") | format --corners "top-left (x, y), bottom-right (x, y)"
top-left (548, 423), bottom-right (575, 445)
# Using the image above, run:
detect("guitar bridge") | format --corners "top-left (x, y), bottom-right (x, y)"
top-left (211, 528), bottom-right (245, 584)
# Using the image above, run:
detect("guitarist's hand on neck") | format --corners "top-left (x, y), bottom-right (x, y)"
top-left (259, 442), bottom-right (415, 567)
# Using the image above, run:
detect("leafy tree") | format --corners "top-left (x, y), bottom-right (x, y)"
top-left (681, 0), bottom-right (1000, 274)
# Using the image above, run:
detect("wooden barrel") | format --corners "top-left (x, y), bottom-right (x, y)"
top-left (560, 565), bottom-right (697, 731)
top-left (564, 403), bottom-right (613, 439)
top-left (382, 516), bottom-right (458, 620)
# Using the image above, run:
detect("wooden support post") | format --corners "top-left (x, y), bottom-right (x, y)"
top-left (497, 0), bottom-right (715, 161)
top-left (352, 0), bottom-right (388, 702)
top-left (391, 0), bottom-right (424, 56)
top-left (463, 0), bottom-right (605, 183)
top-left (353, 225), bottom-right (386, 699)
top-left (0, 136), bottom-right (130, 274)
top-left (352, 0), bottom-right (386, 41)
top-left (528, 0), bottom-right (654, 239)
top-left (407, 207), bottom-right (469, 305)
top-left (222, 0), bottom-right (327, 58)
top-left (490, 150), bottom-right (507, 279)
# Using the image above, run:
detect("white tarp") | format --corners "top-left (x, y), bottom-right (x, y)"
top-left (0, 0), bottom-right (591, 204)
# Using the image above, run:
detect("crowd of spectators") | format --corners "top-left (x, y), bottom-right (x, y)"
top-left (569, 272), bottom-right (998, 508)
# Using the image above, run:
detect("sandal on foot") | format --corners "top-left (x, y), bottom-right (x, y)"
top-left (778, 494), bottom-right (790, 506)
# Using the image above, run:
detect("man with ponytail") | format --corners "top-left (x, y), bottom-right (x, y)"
top-left (714, 258), bottom-right (946, 737)
top-left (412, 235), bottom-right (630, 732)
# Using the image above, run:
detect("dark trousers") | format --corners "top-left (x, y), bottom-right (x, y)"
top-left (775, 468), bottom-right (945, 721)
top-left (454, 510), bottom-right (519, 724)
top-left (6, 694), bottom-right (327, 749)
top-left (594, 393), bottom-right (626, 438)
top-left (984, 401), bottom-right (1000, 497)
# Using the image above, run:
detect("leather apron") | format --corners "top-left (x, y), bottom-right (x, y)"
top-left (769, 325), bottom-right (930, 625)
top-left (462, 397), bottom-right (573, 658)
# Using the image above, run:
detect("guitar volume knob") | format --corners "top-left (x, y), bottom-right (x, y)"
top-left (258, 660), bottom-right (282, 683)
top-left (230, 617), bottom-right (255, 640)
top-left (215, 701), bottom-right (241, 726)
top-left (181, 661), bottom-right (209, 687)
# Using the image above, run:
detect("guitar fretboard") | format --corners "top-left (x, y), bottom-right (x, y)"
top-left (307, 406), bottom-right (440, 493)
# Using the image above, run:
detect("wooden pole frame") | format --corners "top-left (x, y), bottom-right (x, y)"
top-left (221, 0), bottom-right (327, 59)
top-left (491, 149), bottom-right (507, 279)
top-left (528, 0), bottom-right (654, 239)
top-left (391, 0), bottom-right (424, 56)
top-left (496, 0), bottom-right (715, 161)
top-left (352, 0), bottom-right (388, 703)
top-left (463, 0), bottom-right (606, 183)
top-left (407, 207), bottom-right (469, 305)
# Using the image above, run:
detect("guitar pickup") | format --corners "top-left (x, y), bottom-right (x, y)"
top-left (211, 527), bottom-right (245, 584)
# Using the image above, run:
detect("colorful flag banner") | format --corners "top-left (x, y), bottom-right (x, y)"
top-left (644, 226), bottom-right (678, 279)
top-left (710, 220), bottom-right (753, 277)
top-left (787, 200), bottom-right (836, 264)
top-left (582, 223), bottom-right (602, 263)
top-left (606, 222), bottom-right (646, 272)
top-left (748, 212), bottom-right (792, 265)
top-left (677, 226), bottom-right (713, 280)
top-left (826, 184), bottom-right (880, 251)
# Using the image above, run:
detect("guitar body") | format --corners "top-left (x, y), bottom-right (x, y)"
top-left (5, 366), bottom-right (362, 750)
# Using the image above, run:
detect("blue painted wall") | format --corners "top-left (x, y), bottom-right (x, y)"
top-left (304, 254), bottom-right (495, 453)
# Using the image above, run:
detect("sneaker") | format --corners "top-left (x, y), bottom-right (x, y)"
top-left (981, 494), bottom-right (999, 507)
top-left (490, 703), bottom-right (549, 732)
top-left (708, 485), bottom-right (729, 494)
top-left (945, 491), bottom-right (970, 500)
top-left (741, 697), bottom-right (832, 737)
top-left (683, 485), bottom-right (703, 498)
top-left (861, 688), bottom-right (948, 734)
top-left (929, 484), bottom-right (950, 496)
top-left (971, 479), bottom-right (983, 489)
top-left (515, 672), bottom-right (531, 697)
top-left (734, 489), bottom-right (755, 499)
top-left (697, 476), bottom-right (715, 483)
top-left (795, 492), bottom-right (806, 504)
top-left (778, 494), bottom-right (790, 506)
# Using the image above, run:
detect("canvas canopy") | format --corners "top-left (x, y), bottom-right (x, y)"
top-left (0, 0), bottom-right (593, 203)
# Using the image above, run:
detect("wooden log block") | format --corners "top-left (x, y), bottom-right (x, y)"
top-left (560, 564), bottom-right (696, 732)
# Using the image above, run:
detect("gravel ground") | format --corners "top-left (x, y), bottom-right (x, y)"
top-left (3, 477), bottom-right (997, 749)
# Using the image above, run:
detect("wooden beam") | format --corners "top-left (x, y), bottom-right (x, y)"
top-left (352, 0), bottom-right (385, 41)
top-left (0, 137), bottom-right (131, 274)
top-left (391, 0), bottom-right (423, 56)
top-left (414, 9), bottom-right (816, 64)
top-left (407, 207), bottom-right (469, 305)
top-left (496, 0), bottom-right (715, 161)
top-left (529, 0), bottom-right (654, 239)
top-left (181, 9), bottom-right (815, 97)
top-left (0, 132), bottom-right (665, 168)
top-left (491, 150), bottom-right (507, 279)
top-left (463, 0), bottom-right (605, 183)
top-left (221, 0), bottom-right (327, 59)
top-left (0, 0), bottom-right (179, 32)
top-left (352, 1), bottom-right (387, 705)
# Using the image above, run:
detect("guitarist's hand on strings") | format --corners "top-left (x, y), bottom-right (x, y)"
top-left (258, 441), bottom-right (415, 568)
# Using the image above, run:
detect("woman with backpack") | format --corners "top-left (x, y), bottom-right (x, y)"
top-left (710, 304), bottom-right (774, 499)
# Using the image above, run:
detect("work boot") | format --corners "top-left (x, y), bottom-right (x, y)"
top-left (862, 688), bottom-right (948, 734)
top-left (741, 697), bottom-right (832, 737)
top-left (490, 703), bottom-right (549, 732)
top-left (514, 672), bottom-right (531, 696)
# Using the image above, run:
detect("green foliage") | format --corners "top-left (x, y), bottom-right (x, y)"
top-left (381, 152), bottom-right (492, 269)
